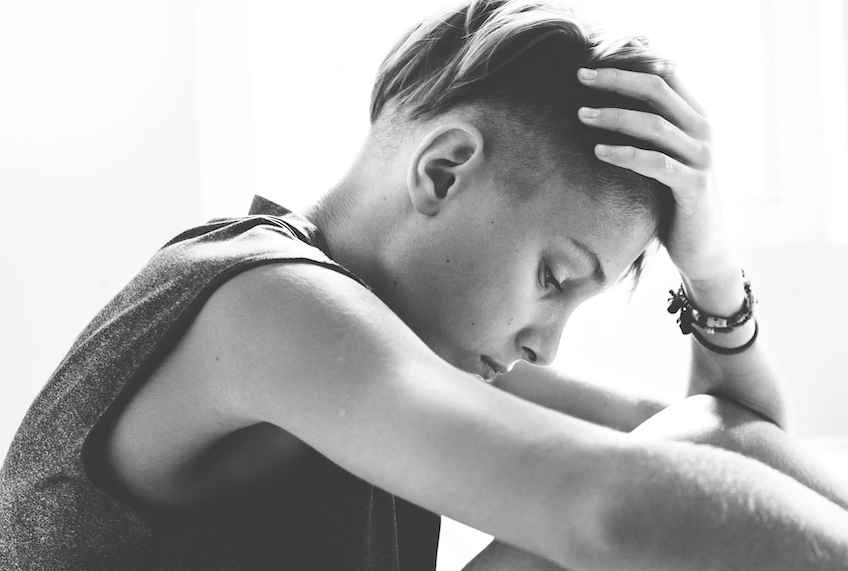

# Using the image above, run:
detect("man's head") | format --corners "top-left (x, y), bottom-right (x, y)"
top-left (371, 0), bottom-right (674, 256)
top-left (346, 0), bottom-right (675, 375)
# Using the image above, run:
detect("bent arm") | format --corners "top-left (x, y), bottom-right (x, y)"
top-left (683, 268), bottom-right (794, 429)
top-left (491, 272), bottom-right (791, 433)
top-left (689, 334), bottom-right (789, 426)
top-left (571, 66), bottom-right (791, 429)
top-left (461, 440), bottom-right (848, 571)
top-left (198, 264), bottom-right (847, 570)
top-left (463, 393), bottom-right (848, 570)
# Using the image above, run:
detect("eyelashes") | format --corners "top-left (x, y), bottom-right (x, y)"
top-left (543, 265), bottom-right (563, 293)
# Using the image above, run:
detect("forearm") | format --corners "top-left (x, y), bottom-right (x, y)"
top-left (595, 435), bottom-right (848, 571)
top-left (608, 399), bottom-right (848, 571)
top-left (465, 436), bottom-right (848, 571)
top-left (466, 395), bottom-right (848, 570)
top-left (493, 363), bottom-right (669, 433)
top-left (682, 266), bottom-right (792, 428)
top-left (633, 393), bottom-right (848, 512)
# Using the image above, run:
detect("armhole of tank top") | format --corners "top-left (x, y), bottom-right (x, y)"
top-left (80, 253), bottom-right (366, 516)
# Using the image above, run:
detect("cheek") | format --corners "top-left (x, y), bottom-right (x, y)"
top-left (456, 257), bottom-right (532, 329)
top-left (406, 219), bottom-right (535, 332)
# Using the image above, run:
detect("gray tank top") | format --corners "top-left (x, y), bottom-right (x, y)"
top-left (0, 196), bottom-right (439, 570)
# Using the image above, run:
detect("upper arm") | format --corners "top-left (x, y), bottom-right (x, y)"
top-left (172, 262), bottom-right (623, 564)
top-left (493, 363), bottom-right (671, 432)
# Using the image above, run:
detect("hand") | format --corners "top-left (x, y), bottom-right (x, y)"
top-left (575, 67), bottom-right (741, 299)
top-left (573, 70), bottom-right (786, 424)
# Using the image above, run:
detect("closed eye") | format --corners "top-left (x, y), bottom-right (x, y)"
top-left (543, 265), bottom-right (563, 293)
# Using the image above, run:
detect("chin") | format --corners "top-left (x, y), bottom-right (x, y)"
top-left (411, 324), bottom-right (484, 374)
top-left (427, 339), bottom-right (474, 372)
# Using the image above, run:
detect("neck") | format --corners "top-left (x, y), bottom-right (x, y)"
top-left (302, 138), bottom-right (407, 290)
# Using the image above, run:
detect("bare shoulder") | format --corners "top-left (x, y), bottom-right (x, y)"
top-left (94, 260), bottom-right (427, 513)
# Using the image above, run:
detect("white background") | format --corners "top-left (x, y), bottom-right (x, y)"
top-left (1, 1), bottom-right (847, 567)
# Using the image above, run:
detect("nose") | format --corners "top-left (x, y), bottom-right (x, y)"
top-left (515, 308), bottom-right (571, 367)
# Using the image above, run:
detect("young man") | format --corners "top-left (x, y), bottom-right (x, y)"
top-left (2, 1), bottom-right (848, 570)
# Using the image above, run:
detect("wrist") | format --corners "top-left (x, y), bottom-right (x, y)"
top-left (690, 318), bottom-right (757, 352)
top-left (681, 265), bottom-right (745, 317)
top-left (669, 269), bottom-right (757, 353)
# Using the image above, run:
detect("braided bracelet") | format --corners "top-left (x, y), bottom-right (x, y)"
top-left (667, 272), bottom-right (758, 355)
top-left (667, 272), bottom-right (755, 335)
top-left (690, 319), bottom-right (759, 355)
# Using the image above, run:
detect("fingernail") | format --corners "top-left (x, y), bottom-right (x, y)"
top-left (579, 68), bottom-right (598, 80)
top-left (579, 107), bottom-right (599, 119)
top-left (595, 144), bottom-right (614, 157)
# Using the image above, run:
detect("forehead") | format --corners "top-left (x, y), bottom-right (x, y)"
top-left (517, 173), bottom-right (656, 281)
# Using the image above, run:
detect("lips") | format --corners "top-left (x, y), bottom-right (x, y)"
top-left (479, 356), bottom-right (507, 382)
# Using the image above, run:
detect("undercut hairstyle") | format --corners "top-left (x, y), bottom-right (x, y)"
top-left (370, 0), bottom-right (677, 282)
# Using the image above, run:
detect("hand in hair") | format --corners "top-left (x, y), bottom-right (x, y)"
top-left (575, 67), bottom-right (731, 285)
top-left (576, 68), bottom-right (790, 427)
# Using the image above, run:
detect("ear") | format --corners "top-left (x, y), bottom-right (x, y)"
top-left (407, 123), bottom-right (484, 216)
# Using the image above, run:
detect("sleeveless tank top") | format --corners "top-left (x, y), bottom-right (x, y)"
top-left (0, 196), bottom-right (440, 570)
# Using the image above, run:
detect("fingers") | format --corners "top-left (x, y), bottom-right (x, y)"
top-left (664, 71), bottom-right (708, 118)
top-left (578, 67), bottom-right (708, 137)
top-left (593, 144), bottom-right (707, 202)
top-left (576, 67), bottom-right (714, 201)
top-left (578, 106), bottom-right (709, 169)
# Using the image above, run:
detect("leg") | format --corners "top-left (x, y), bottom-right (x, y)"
top-left (631, 393), bottom-right (848, 510)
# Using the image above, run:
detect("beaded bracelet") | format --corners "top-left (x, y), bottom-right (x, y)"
top-left (667, 271), bottom-right (758, 355)
top-left (667, 272), bottom-right (755, 335)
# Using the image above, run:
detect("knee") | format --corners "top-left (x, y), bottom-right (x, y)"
top-left (630, 394), bottom-right (848, 510)
top-left (630, 393), bottom-right (777, 448)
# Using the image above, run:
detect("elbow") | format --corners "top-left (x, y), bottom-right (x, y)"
top-left (542, 435), bottom-right (706, 571)
top-left (541, 442), bottom-right (637, 570)
top-left (706, 389), bottom-right (795, 433)
top-left (544, 492), bottom-right (654, 570)
top-left (549, 473), bottom-right (687, 571)
top-left (542, 509), bottom-right (616, 570)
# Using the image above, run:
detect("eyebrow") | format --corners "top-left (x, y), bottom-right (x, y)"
top-left (568, 237), bottom-right (607, 285)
